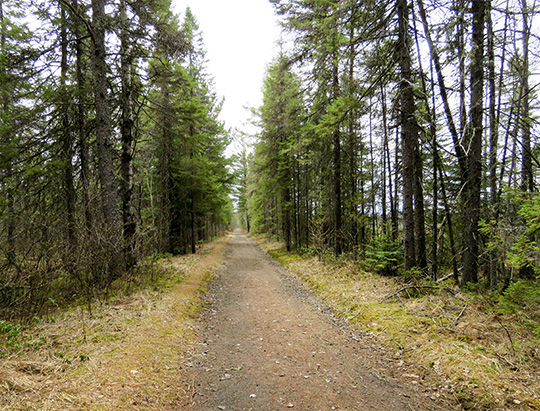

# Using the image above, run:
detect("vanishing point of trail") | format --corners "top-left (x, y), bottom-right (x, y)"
top-left (188, 231), bottom-right (447, 410)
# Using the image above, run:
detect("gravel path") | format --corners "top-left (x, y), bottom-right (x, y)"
top-left (188, 231), bottom-right (448, 410)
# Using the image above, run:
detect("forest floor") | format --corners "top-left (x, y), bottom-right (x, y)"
top-left (0, 230), bottom-right (539, 410)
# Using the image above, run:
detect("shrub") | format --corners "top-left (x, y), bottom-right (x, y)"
top-left (365, 234), bottom-right (402, 276)
top-left (499, 279), bottom-right (540, 338)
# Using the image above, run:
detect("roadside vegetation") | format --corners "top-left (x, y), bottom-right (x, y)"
top-left (255, 236), bottom-right (540, 411)
top-left (0, 237), bottom-right (227, 410)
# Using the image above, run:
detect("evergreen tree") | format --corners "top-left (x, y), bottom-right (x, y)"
top-left (253, 55), bottom-right (303, 250)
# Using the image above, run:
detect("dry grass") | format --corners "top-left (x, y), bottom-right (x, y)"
top-left (0, 235), bottom-right (229, 411)
top-left (256, 236), bottom-right (540, 411)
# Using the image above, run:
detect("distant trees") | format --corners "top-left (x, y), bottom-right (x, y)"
top-left (146, 7), bottom-right (231, 256)
top-left (251, 54), bottom-right (303, 252)
top-left (0, 1), bottom-right (232, 318)
top-left (247, 0), bottom-right (540, 289)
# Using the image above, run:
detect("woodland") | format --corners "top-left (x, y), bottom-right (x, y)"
top-left (0, 0), bottom-right (539, 327)
top-left (0, 0), bottom-right (233, 319)
top-left (238, 0), bottom-right (540, 297)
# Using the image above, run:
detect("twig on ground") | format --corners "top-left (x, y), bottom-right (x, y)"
top-left (436, 273), bottom-right (454, 282)
top-left (495, 352), bottom-right (519, 369)
top-left (454, 304), bottom-right (468, 325)
top-left (495, 316), bottom-right (515, 354)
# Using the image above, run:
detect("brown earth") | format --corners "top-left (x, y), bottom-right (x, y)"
top-left (186, 230), bottom-right (453, 410)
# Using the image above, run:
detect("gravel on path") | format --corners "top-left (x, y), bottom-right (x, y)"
top-left (188, 230), bottom-right (449, 411)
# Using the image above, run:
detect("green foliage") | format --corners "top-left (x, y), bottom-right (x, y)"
top-left (0, 320), bottom-right (20, 340)
top-left (0, 320), bottom-right (22, 353)
top-left (402, 266), bottom-right (425, 284)
top-left (248, 54), bottom-right (305, 245)
top-left (365, 234), bottom-right (402, 276)
top-left (506, 235), bottom-right (540, 276)
top-left (498, 280), bottom-right (540, 338)
top-left (479, 190), bottom-right (540, 285)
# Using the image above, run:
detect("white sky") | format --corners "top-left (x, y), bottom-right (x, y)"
top-left (172, 0), bottom-right (281, 138)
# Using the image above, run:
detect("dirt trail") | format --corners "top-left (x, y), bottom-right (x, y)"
top-left (188, 231), bottom-right (449, 410)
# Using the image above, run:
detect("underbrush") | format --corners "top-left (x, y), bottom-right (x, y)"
top-left (255, 236), bottom-right (540, 411)
top-left (0, 253), bottom-right (185, 360)
top-left (0, 237), bottom-right (226, 410)
top-left (498, 280), bottom-right (540, 340)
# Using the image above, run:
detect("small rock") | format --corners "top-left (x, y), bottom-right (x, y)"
top-left (287, 403), bottom-right (294, 408)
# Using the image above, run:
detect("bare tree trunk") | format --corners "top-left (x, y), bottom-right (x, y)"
top-left (398, 0), bottom-right (417, 270)
top-left (369, 104), bottom-right (377, 237)
top-left (90, 0), bottom-right (124, 278)
top-left (486, 0), bottom-right (501, 288)
top-left (381, 85), bottom-right (389, 236)
top-left (71, 0), bottom-right (93, 234)
top-left (332, 46), bottom-right (342, 256)
top-left (60, 2), bottom-right (77, 253)
top-left (348, 28), bottom-right (358, 251)
top-left (414, 136), bottom-right (427, 272)
top-left (119, 0), bottom-right (136, 269)
top-left (520, 0), bottom-right (533, 192)
top-left (461, 0), bottom-right (486, 285)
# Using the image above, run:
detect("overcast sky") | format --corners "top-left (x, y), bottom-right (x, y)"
top-left (172, 0), bottom-right (282, 137)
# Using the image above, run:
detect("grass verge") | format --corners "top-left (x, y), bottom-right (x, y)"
top-left (254, 236), bottom-right (540, 411)
top-left (0, 235), bottom-right (229, 411)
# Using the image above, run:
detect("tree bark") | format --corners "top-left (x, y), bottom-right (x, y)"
top-left (90, 0), bottom-right (124, 277)
top-left (520, 0), bottom-right (533, 192)
top-left (461, 0), bottom-right (486, 285)
top-left (119, 0), bottom-right (137, 269)
top-left (398, 0), bottom-right (417, 270)
top-left (71, 0), bottom-right (93, 234)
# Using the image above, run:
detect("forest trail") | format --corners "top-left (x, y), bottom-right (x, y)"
top-left (187, 230), bottom-right (449, 410)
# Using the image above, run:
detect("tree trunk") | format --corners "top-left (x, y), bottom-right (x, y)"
top-left (90, 0), bottom-right (124, 277)
top-left (461, 0), bottom-right (486, 285)
top-left (71, 0), bottom-right (93, 234)
top-left (60, 2), bottom-right (77, 252)
top-left (398, 0), bottom-right (417, 270)
top-left (119, 0), bottom-right (137, 269)
top-left (414, 140), bottom-right (427, 271)
top-left (486, 0), bottom-right (500, 288)
top-left (520, 0), bottom-right (533, 192)
top-left (332, 45), bottom-right (342, 256)
top-left (381, 84), bottom-right (389, 236)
